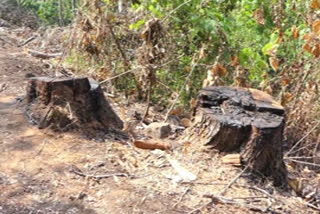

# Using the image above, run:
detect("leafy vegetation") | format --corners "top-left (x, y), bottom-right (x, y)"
top-left (8, 0), bottom-right (78, 25)
top-left (66, 0), bottom-right (320, 159)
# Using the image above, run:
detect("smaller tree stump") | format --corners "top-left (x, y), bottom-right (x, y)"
top-left (184, 86), bottom-right (287, 186)
top-left (25, 77), bottom-right (123, 132)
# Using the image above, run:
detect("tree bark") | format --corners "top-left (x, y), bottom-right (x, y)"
top-left (184, 86), bottom-right (287, 186)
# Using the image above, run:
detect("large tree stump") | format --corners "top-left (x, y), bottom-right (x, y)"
top-left (184, 86), bottom-right (287, 186)
top-left (25, 77), bottom-right (123, 132)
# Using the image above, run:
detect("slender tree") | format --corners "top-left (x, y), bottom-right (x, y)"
top-left (58, 0), bottom-right (63, 26)
top-left (72, 0), bottom-right (76, 16)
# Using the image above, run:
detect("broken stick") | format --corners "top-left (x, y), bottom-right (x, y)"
top-left (27, 49), bottom-right (62, 59)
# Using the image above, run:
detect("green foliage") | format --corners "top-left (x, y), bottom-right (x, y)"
top-left (16, 0), bottom-right (77, 25)
top-left (72, 0), bottom-right (316, 112)
top-left (133, 0), bottom-right (309, 99)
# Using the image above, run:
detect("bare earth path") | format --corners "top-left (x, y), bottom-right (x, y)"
top-left (0, 26), bottom-right (183, 214)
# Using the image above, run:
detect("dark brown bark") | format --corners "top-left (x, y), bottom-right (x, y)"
top-left (25, 77), bottom-right (123, 132)
top-left (184, 86), bottom-right (287, 186)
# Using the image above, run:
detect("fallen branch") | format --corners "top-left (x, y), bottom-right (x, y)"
top-left (69, 165), bottom-right (130, 179)
top-left (18, 36), bottom-right (36, 47)
top-left (306, 202), bottom-right (320, 211)
top-left (27, 49), bottom-right (62, 59)
top-left (286, 159), bottom-right (320, 167)
top-left (203, 194), bottom-right (272, 213)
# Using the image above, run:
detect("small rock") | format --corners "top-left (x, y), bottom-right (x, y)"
top-left (25, 73), bottom-right (35, 78)
top-left (145, 122), bottom-right (171, 139)
top-left (166, 115), bottom-right (181, 126)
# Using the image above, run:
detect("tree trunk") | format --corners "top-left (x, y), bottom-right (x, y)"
top-left (72, 0), bottom-right (76, 16)
top-left (58, 0), bottom-right (63, 26)
top-left (25, 77), bottom-right (123, 133)
top-left (184, 86), bottom-right (287, 186)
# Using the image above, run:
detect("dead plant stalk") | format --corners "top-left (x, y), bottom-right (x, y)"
top-left (165, 55), bottom-right (200, 121)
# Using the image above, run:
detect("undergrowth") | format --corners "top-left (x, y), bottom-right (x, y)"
top-left (63, 0), bottom-right (320, 167)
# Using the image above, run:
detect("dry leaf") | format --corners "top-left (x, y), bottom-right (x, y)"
top-left (312, 20), bottom-right (320, 34)
top-left (190, 98), bottom-right (196, 109)
top-left (262, 72), bottom-right (268, 79)
top-left (269, 57), bottom-right (279, 71)
top-left (253, 9), bottom-right (265, 25)
top-left (183, 141), bottom-right (190, 156)
top-left (90, 35), bottom-right (96, 41)
top-left (281, 78), bottom-right (291, 86)
top-left (276, 35), bottom-right (283, 44)
top-left (291, 25), bottom-right (299, 38)
top-left (170, 106), bottom-right (183, 116)
top-left (311, 0), bottom-right (320, 9)
top-left (281, 92), bottom-right (294, 106)
top-left (133, 140), bottom-right (171, 150)
top-left (288, 177), bottom-right (301, 194)
top-left (303, 43), bottom-right (313, 53)
top-left (303, 33), bottom-right (312, 41)
top-left (231, 56), bottom-right (239, 67)
top-left (312, 43), bottom-right (320, 57)
top-left (212, 62), bottom-right (227, 77)
top-left (181, 118), bottom-right (192, 128)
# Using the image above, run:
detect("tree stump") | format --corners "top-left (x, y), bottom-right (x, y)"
top-left (184, 86), bottom-right (287, 186)
top-left (25, 77), bottom-right (123, 132)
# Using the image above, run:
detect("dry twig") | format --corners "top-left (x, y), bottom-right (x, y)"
top-left (286, 120), bottom-right (320, 156)
top-left (203, 194), bottom-right (272, 213)
top-left (18, 35), bottom-right (36, 47)
top-left (219, 165), bottom-right (249, 196)
top-left (69, 165), bottom-right (130, 179)
top-left (165, 55), bottom-right (200, 121)
top-left (172, 185), bottom-right (192, 208)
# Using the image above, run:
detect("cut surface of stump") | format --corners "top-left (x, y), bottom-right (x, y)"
top-left (25, 77), bottom-right (123, 133)
top-left (184, 86), bottom-right (287, 186)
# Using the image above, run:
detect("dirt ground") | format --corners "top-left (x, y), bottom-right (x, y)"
top-left (0, 6), bottom-right (318, 214)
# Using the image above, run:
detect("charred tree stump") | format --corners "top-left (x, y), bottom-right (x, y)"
top-left (184, 86), bottom-right (287, 186)
top-left (25, 77), bottom-right (123, 132)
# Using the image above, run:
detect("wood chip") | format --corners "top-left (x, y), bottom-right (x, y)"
top-left (221, 154), bottom-right (241, 166)
top-left (133, 140), bottom-right (171, 150)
